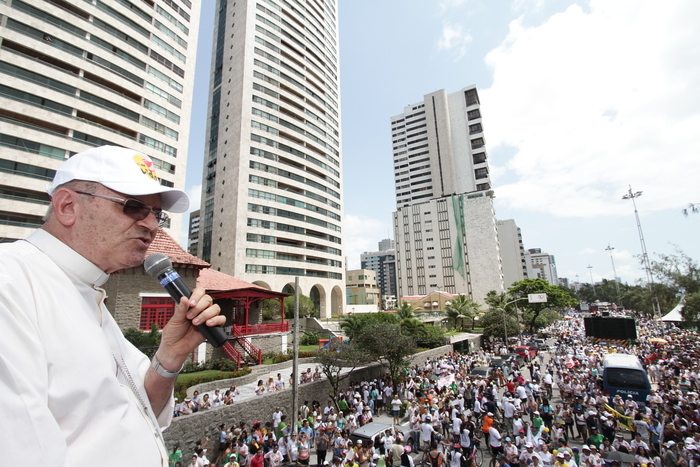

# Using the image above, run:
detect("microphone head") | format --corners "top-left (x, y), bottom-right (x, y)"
top-left (144, 252), bottom-right (173, 278)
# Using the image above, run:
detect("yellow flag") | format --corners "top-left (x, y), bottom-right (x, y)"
top-left (604, 404), bottom-right (635, 431)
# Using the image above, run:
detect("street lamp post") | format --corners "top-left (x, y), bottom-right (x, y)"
top-left (503, 297), bottom-right (528, 346)
top-left (622, 186), bottom-right (661, 316)
top-left (605, 244), bottom-right (623, 307)
top-left (587, 265), bottom-right (596, 296)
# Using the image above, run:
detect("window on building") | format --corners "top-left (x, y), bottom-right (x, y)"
top-left (471, 138), bottom-right (485, 149)
top-left (467, 109), bottom-right (481, 120)
top-left (475, 167), bottom-right (489, 179)
top-left (473, 152), bottom-right (486, 164)
top-left (140, 296), bottom-right (175, 331)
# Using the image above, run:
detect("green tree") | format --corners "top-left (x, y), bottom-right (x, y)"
top-left (400, 318), bottom-right (446, 348)
top-left (352, 322), bottom-right (416, 393)
top-left (315, 341), bottom-right (371, 410)
top-left (123, 323), bottom-right (161, 358)
top-left (340, 312), bottom-right (399, 342)
top-left (444, 295), bottom-right (482, 330)
top-left (396, 301), bottom-right (417, 320)
top-left (508, 279), bottom-right (577, 333)
top-left (261, 294), bottom-right (319, 320)
top-left (681, 293), bottom-right (700, 326)
top-left (480, 308), bottom-right (521, 340)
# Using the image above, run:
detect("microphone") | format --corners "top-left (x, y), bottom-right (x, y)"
top-left (144, 253), bottom-right (228, 348)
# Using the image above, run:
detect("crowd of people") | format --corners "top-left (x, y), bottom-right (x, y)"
top-left (171, 313), bottom-right (700, 467)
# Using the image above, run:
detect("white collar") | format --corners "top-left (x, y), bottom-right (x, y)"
top-left (25, 229), bottom-right (110, 287)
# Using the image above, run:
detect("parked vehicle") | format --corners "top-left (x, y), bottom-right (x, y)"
top-left (515, 346), bottom-right (536, 359)
top-left (470, 366), bottom-right (492, 379)
top-left (350, 422), bottom-right (414, 448)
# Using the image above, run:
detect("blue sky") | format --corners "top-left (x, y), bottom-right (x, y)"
top-left (184, 0), bottom-right (700, 291)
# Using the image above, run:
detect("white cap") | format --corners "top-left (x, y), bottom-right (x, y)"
top-left (48, 146), bottom-right (189, 212)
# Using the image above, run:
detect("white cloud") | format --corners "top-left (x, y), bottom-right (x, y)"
top-left (344, 214), bottom-right (391, 270)
top-left (480, 0), bottom-right (700, 219)
top-left (186, 183), bottom-right (202, 214)
top-left (437, 22), bottom-right (473, 61)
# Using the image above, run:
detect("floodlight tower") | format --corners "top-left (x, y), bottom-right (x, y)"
top-left (605, 244), bottom-right (622, 307)
top-left (622, 186), bottom-right (660, 316)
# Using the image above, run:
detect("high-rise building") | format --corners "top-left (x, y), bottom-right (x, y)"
top-left (525, 248), bottom-right (558, 286)
top-left (187, 209), bottom-right (200, 256)
top-left (360, 238), bottom-right (397, 308)
top-left (391, 86), bottom-right (504, 303)
top-left (0, 0), bottom-right (201, 242)
top-left (497, 219), bottom-right (528, 288)
top-left (199, 0), bottom-right (343, 318)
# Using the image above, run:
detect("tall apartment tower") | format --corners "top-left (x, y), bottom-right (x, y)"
top-left (496, 219), bottom-right (528, 288)
top-left (360, 238), bottom-right (397, 307)
top-left (391, 86), bottom-right (504, 304)
top-left (199, 0), bottom-right (343, 318)
top-left (0, 0), bottom-right (200, 242)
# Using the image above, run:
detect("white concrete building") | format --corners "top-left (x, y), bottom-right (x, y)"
top-left (198, 0), bottom-right (343, 318)
top-left (524, 248), bottom-right (558, 286)
top-left (391, 86), bottom-right (504, 304)
top-left (393, 193), bottom-right (504, 304)
top-left (0, 0), bottom-right (200, 242)
top-left (497, 219), bottom-right (528, 288)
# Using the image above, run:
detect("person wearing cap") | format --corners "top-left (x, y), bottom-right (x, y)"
top-left (0, 146), bottom-right (225, 466)
top-left (502, 437), bottom-right (518, 466)
top-left (664, 441), bottom-right (681, 467)
top-left (613, 433), bottom-right (631, 453)
top-left (563, 450), bottom-right (578, 467)
top-left (519, 443), bottom-right (539, 467)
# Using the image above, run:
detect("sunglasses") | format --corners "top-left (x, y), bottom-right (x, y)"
top-left (75, 191), bottom-right (169, 227)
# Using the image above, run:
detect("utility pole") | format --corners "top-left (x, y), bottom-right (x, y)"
top-left (622, 186), bottom-right (661, 316)
top-left (605, 244), bottom-right (622, 307)
top-left (291, 276), bottom-right (299, 433)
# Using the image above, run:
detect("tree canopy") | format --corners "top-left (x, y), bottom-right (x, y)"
top-left (507, 279), bottom-right (578, 333)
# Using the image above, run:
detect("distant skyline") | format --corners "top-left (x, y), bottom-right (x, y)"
top-left (184, 0), bottom-right (700, 295)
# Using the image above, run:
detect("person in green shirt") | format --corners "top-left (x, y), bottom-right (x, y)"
top-left (168, 444), bottom-right (182, 467)
top-left (338, 397), bottom-right (349, 415)
top-left (276, 415), bottom-right (288, 439)
top-left (586, 426), bottom-right (605, 449)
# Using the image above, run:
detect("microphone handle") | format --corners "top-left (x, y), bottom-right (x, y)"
top-left (158, 271), bottom-right (228, 348)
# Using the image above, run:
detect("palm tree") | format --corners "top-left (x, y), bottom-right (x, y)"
top-left (445, 294), bottom-right (482, 330)
top-left (396, 301), bottom-right (417, 320)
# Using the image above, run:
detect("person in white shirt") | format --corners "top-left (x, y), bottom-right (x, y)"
top-left (0, 146), bottom-right (224, 466)
top-left (265, 445), bottom-right (284, 467)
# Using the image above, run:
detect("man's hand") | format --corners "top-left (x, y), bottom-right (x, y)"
top-left (144, 287), bottom-right (225, 416)
top-left (157, 287), bottom-right (226, 369)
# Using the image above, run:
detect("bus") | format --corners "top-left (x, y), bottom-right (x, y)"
top-left (602, 353), bottom-right (651, 404)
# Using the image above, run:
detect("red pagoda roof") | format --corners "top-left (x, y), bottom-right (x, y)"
top-left (146, 229), bottom-right (209, 268)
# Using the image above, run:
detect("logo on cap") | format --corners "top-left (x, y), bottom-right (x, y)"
top-left (133, 155), bottom-right (159, 181)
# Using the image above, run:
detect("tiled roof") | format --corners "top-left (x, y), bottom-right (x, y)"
top-left (146, 229), bottom-right (209, 267)
top-left (197, 267), bottom-right (267, 292)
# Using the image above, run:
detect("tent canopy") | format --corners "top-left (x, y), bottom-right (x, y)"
top-left (660, 295), bottom-right (684, 322)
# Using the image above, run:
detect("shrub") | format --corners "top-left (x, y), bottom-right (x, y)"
top-left (300, 331), bottom-right (321, 346)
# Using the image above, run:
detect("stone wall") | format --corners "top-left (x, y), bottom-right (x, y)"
top-left (163, 361), bottom-right (385, 451)
top-left (103, 265), bottom-right (199, 330)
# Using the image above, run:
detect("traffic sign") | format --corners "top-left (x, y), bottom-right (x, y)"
top-left (528, 293), bottom-right (547, 303)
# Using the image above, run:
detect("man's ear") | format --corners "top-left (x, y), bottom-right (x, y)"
top-left (50, 188), bottom-right (80, 227)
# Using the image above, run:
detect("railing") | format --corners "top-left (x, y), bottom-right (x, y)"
top-left (232, 327), bottom-right (263, 365)
top-left (233, 322), bottom-right (290, 336)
